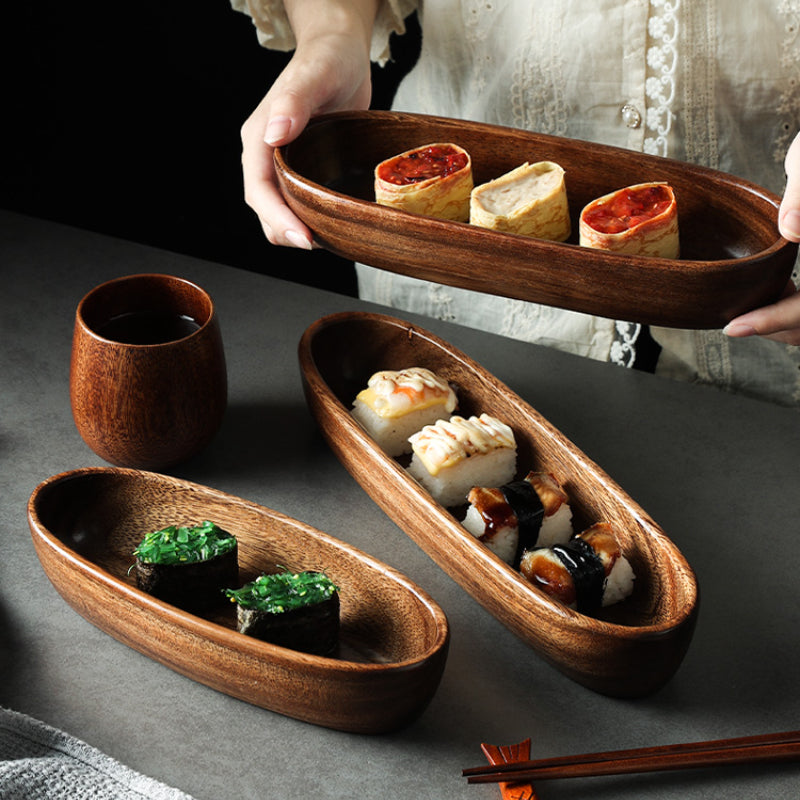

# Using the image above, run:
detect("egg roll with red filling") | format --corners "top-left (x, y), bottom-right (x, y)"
top-left (375, 142), bottom-right (473, 222)
top-left (579, 182), bottom-right (679, 258)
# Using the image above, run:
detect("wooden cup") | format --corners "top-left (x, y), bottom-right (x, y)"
top-left (70, 274), bottom-right (227, 469)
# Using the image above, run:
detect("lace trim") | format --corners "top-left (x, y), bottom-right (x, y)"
top-left (610, 322), bottom-right (642, 368)
top-left (776, 1), bottom-right (800, 165)
top-left (510, 6), bottom-right (567, 136)
top-left (644, 0), bottom-right (679, 157)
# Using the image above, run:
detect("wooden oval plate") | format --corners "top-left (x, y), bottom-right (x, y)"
top-left (27, 467), bottom-right (450, 733)
top-left (298, 312), bottom-right (699, 698)
top-left (275, 110), bottom-right (797, 329)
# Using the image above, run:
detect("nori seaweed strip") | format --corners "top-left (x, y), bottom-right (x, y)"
top-left (237, 593), bottom-right (340, 656)
top-left (135, 545), bottom-right (238, 612)
top-left (552, 539), bottom-right (605, 614)
top-left (500, 479), bottom-right (544, 567)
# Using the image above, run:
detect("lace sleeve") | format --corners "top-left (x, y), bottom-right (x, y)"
top-left (229, 0), bottom-right (417, 65)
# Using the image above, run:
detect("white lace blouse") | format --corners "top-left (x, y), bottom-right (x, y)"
top-left (233, 0), bottom-right (800, 407)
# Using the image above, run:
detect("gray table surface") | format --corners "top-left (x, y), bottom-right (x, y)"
top-left (2, 209), bottom-right (799, 799)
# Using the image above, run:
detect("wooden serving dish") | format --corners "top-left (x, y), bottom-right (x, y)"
top-left (27, 467), bottom-right (449, 733)
top-left (298, 312), bottom-right (699, 698)
top-left (275, 110), bottom-right (797, 329)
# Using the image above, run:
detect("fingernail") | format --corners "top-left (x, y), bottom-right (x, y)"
top-left (265, 116), bottom-right (292, 146)
top-left (781, 209), bottom-right (800, 240)
top-left (285, 229), bottom-right (313, 250)
top-left (723, 321), bottom-right (757, 337)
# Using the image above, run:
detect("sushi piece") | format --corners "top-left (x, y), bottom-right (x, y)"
top-left (226, 570), bottom-right (339, 656)
top-left (133, 521), bottom-right (238, 612)
top-left (578, 182), bottom-right (679, 258)
top-left (351, 366), bottom-right (457, 457)
top-left (462, 471), bottom-right (573, 565)
top-left (375, 142), bottom-right (473, 222)
top-left (470, 161), bottom-right (571, 241)
top-left (519, 522), bottom-right (635, 614)
top-left (407, 413), bottom-right (516, 508)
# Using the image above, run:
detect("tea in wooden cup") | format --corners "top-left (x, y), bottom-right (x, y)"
top-left (70, 273), bottom-right (227, 469)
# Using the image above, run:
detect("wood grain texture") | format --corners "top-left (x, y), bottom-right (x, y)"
top-left (70, 274), bottom-right (227, 470)
top-left (275, 111), bottom-right (797, 328)
top-left (27, 467), bottom-right (450, 733)
top-left (297, 312), bottom-right (699, 698)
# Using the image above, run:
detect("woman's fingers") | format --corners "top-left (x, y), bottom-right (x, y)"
top-left (724, 281), bottom-right (800, 344)
top-left (240, 86), bottom-right (315, 248)
top-left (780, 132), bottom-right (800, 242)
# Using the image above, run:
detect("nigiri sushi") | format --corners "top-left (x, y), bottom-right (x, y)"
top-left (351, 366), bottom-right (457, 457)
top-left (407, 413), bottom-right (516, 507)
top-left (226, 570), bottom-right (340, 656)
top-left (519, 522), bottom-right (635, 614)
top-left (462, 471), bottom-right (573, 565)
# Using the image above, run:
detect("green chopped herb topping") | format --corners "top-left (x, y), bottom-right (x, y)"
top-left (133, 521), bottom-right (236, 565)
top-left (226, 571), bottom-right (338, 613)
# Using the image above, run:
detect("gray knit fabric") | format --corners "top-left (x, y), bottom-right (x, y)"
top-left (0, 707), bottom-right (195, 799)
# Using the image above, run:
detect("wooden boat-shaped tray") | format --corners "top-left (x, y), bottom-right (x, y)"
top-left (276, 110), bottom-right (797, 329)
top-left (298, 312), bottom-right (699, 698)
top-left (27, 467), bottom-right (450, 733)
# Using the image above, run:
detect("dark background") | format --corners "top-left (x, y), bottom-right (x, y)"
top-left (2, 2), bottom-right (420, 295)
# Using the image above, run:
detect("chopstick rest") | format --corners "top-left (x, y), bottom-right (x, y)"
top-left (464, 730), bottom-right (800, 784)
top-left (480, 740), bottom-right (539, 800)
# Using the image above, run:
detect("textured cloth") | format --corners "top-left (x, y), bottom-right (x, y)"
top-left (233, 0), bottom-right (800, 406)
top-left (0, 707), bottom-right (195, 800)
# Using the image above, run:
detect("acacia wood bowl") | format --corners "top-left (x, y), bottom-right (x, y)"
top-left (27, 467), bottom-right (450, 733)
top-left (297, 311), bottom-right (699, 698)
top-left (275, 110), bottom-right (797, 329)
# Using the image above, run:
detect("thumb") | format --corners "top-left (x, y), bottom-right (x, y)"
top-left (779, 132), bottom-right (800, 241)
top-left (262, 94), bottom-right (313, 149)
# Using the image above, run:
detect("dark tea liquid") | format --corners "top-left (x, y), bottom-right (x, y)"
top-left (96, 310), bottom-right (201, 344)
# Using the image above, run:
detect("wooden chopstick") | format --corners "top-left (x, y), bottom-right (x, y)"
top-left (463, 730), bottom-right (800, 784)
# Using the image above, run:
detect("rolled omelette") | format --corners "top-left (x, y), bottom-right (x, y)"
top-left (470, 161), bottom-right (571, 241)
top-left (374, 142), bottom-right (473, 222)
top-left (579, 182), bottom-right (679, 258)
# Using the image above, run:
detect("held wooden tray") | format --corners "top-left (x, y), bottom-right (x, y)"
top-left (275, 110), bottom-right (797, 329)
top-left (297, 312), bottom-right (699, 698)
top-left (27, 467), bottom-right (450, 734)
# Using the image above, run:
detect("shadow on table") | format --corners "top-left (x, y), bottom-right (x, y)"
top-left (175, 399), bottom-right (327, 483)
top-left (0, 599), bottom-right (25, 705)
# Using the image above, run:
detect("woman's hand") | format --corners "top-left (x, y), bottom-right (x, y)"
top-left (240, 2), bottom-right (377, 249)
top-left (724, 132), bottom-right (800, 344)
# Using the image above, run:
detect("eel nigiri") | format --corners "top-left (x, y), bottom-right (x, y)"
top-left (519, 522), bottom-right (635, 614)
top-left (462, 471), bottom-right (573, 566)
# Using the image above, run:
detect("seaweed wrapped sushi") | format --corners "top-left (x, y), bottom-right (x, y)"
top-left (133, 521), bottom-right (238, 612)
top-left (226, 570), bottom-right (340, 656)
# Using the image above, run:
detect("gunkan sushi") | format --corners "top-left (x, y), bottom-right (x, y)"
top-left (226, 570), bottom-right (340, 656)
top-left (407, 413), bottom-right (516, 507)
top-left (519, 522), bottom-right (635, 614)
top-left (133, 521), bottom-right (238, 612)
top-left (351, 366), bottom-right (457, 457)
top-left (462, 471), bottom-right (573, 566)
